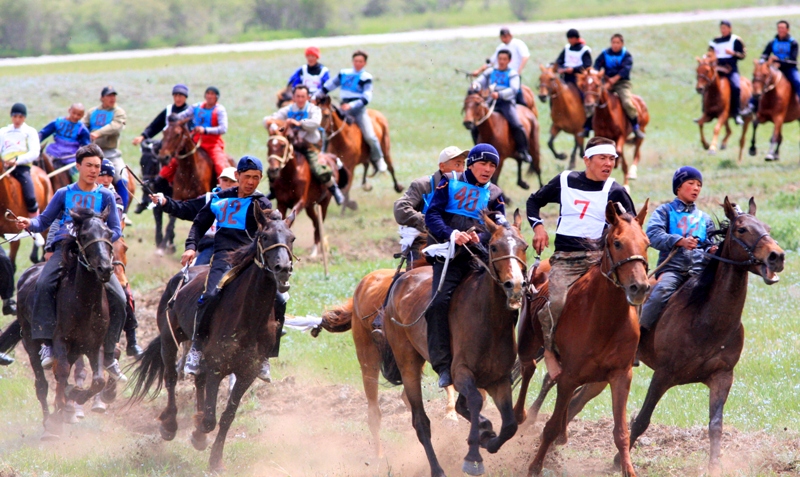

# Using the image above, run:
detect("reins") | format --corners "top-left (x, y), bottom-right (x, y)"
top-left (75, 235), bottom-right (114, 272)
top-left (267, 134), bottom-right (294, 167)
top-left (254, 241), bottom-right (300, 270)
top-left (703, 222), bottom-right (772, 267)
top-left (472, 96), bottom-right (497, 126)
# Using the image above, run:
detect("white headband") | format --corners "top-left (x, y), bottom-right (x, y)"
top-left (584, 144), bottom-right (618, 158)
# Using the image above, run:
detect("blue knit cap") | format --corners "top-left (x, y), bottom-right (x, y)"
top-left (467, 144), bottom-right (500, 167)
top-left (672, 166), bottom-right (703, 195)
top-left (99, 159), bottom-right (116, 177)
top-left (237, 155), bottom-right (263, 173)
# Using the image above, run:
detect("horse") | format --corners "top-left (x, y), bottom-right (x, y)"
top-left (749, 57), bottom-right (800, 161)
top-left (376, 210), bottom-right (527, 477)
top-left (462, 90), bottom-right (542, 191)
top-left (0, 161), bottom-right (53, 267)
top-left (129, 207), bottom-right (296, 472)
top-left (264, 119), bottom-right (348, 257)
top-left (275, 85), bottom-right (293, 108)
top-left (537, 64), bottom-right (586, 169)
top-left (15, 207), bottom-right (117, 440)
top-left (515, 201), bottom-right (651, 477)
top-left (316, 95), bottom-right (404, 202)
top-left (694, 52), bottom-right (753, 160)
top-left (577, 69), bottom-right (649, 189)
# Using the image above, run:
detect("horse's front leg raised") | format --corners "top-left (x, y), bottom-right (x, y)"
top-left (69, 350), bottom-right (105, 406)
top-left (547, 125), bottom-right (566, 160)
top-left (707, 371), bottom-right (734, 477)
top-left (720, 117), bottom-right (733, 150)
top-left (208, 373), bottom-right (255, 472)
top-left (47, 341), bottom-right (71, 439)
top-left (609, 369), bottom-right (636, 476)
top-left (766, 116), bottom-right (785, 160)
top-left (697, 115), bottom-right (710, 150)
top-left (455, 370), bottom-right (487, 476)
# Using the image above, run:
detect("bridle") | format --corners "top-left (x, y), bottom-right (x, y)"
top-left (601, 238), bottom-right (649, 288)
top-left (267, 134), bottom-right (294, 169)
top-left (320, 104), bottom-right (347, 141)
top-left (703, 216), bottom-right (773, 267)
top-left (752, 64), bottom-right (781, 95)
top-left (75, 230), bottom-right (114, 272)
top-left (696, 62), bottom-right (718, 90)
top-left (539, 75), bottom-right (560, 99)
top-left (463, 233), bottom-right (529, 288)
top-left (254, 238), bottom-right (299, 272)
top-left (464, 94), bottom-right (496, 126)
top-left (582, 76), bottom-right (608, 109)
top-left (162, 123), bottom-right (199, 160)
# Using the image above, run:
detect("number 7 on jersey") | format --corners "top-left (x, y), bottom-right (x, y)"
top-left (574, 200), bottom-right (590, 219)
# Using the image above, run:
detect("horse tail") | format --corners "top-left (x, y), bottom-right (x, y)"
top-left (313, 298), bottom-right (354, 338)
top-left (373, 309), bottom-right (403, 386)
top-left (127, 336), bottom-right (165, 404)
top-left (0, 320), bottom-right (21, 354)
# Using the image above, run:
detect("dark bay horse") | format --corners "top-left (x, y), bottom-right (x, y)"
top-left (317, 95), bottom-right (404, 200)
top-left (538, 64), bottom-right (586, 169)
top-left (750, 57), bottom-right (800, 161)
top-left (577, 69), bottom-right (649, 189)
top-left (557, 197), bottom-right (784, 477)
top-left (517, 201), bottom-right (651, 477)
top-left (0, 161), bottom-right (53, 266)
top-left (462, 91), bottom-right (542, 191)
top-left (129, 208), bottom-right (296, 472)
top-left (15, 207), bottom-right (117, 440)
top-left (695, 52), bottom-right (753, 161)
top-left (377, 211), bottom-right (528, 476)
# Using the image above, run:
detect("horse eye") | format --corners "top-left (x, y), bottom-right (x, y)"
top-left (490, 245), bottom-right (497, 252)
top-left (737, 227), bottom-right (747, 234)
top-left (614, 240), bottom-right (622, 249)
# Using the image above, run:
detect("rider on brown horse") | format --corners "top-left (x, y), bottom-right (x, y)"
top-left (594, 33), bottom-right (646, 140)
top-left (38, 103), bottom-right (91, 171)
top-left (424, 143), bottom-right (507, 388)
top-left (181, 156), bottom-right (284, 382)
top-left (287, 47), bottom-right (331, 97)
top-left (265, 84), bottom-right (345, 205)
top-left (525, 136), bottom-right (635, 379)
top-left (760, 20), bottom-right (800, 104)
top-left (556, 29), bottom-right (593, 136)
top-left (472, 27), bottom-right (532, 106)
top-left (709, 20), bottom-right (747, 124)
top-left (472, 50), bottom-right (534, 164)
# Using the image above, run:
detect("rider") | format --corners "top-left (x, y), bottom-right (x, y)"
top-left (265, 84), bottom-right (345, 205)
top-left (473, 49), bottom-right (534, 164)
top-left (317, 50), bottom-right (388, 173)
top-left (84, 87), bottom-right (131, 220)
top-left (593, 33), bottom-right (646, 139)
top-left (149, 167), bottom-right (238, 266)
top-left (709, 20), bottom-right (747, 124)
top-left (0, 103), bottom-right (44, 246)
top-left (639, 167), bottom-right (716, 331)
top-left (180, 156), bottom-right (283, 382)
top-left (424, 143), bottom-right (507, 388)
top-left (525, 136), bottom-right (636, 379)
top-left (166, 86), bottom-right (230, 182)
top-left (556, 29), bottom-right (593, 136)
top-left (760, 19), bottom-right (800, 103)
top-left (38, 103), bottom-right (91, 168)
top-left (472, 28), bottom-right (531, 106)
top-left (287, 47), bottom-right (331, 96)
top-left (16, 144), bottom-right (128, 381)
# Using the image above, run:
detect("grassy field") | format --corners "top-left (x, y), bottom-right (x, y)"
top-left (1, 12), bottom-right (800, 477)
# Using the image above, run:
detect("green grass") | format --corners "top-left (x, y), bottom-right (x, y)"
top-left (2, 11), bottom-right (800, 476)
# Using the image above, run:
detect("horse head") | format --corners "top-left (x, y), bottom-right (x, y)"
top-left (752, 58), bottom-right (779, 99)
top-left (462, 90), bottom-right (489, 130)
top-left (253, 207), bottom-right (297, 293)
top-left (695, 55), bottom-right (718, 94)
top-left (721, 196), bottom-right (785, 284)
top-left (537, 64), bottom-right (558, 103)
top-left (482, 209), bottom-right (528, 310)
top-left (276, 85), bottom-right (293, 108)
top-left (68, 206), bottom-right (115, 283)
top-left (602, 200), bottom-right (651, 305)
top-left (577, 69), bottom-right (605, 117)
top-left (264, 120), bottom-right (294, 181)
top-left (317, 94), bottom-right (342, 134)
top-left (159, 117), bottom-right (193, 160)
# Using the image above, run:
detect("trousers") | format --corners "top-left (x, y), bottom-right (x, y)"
top-left (611, 79), bottom-right (638, 121)
top-left (495, 99), bottom-right (529, 154)
top-left (346, 105), bottom-right (383, 163)
top-left (425, 253), bottom-right (472, 375)
top-left (10, 165), bottom-right (38, 212)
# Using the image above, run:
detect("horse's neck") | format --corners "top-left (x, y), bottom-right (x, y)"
top-left (72, 262), bottom-right (105, 312)
top-left (701, 248), bottom-right (749, 332)
top-left (225, 265), bottom-right (278, 340)
top-left (587, 265), bottom-right (631, 316)
top-left (478, 271), bottom-right (517, 332)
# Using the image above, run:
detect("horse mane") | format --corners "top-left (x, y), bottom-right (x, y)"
top-left (585, 212), bottom-right (636, 252)
top-left (225, 208), bottom-right (282, 266)
top-left (685, 221), bottom-right (729, 309)
top-left (58, 207), bottom-right (101, 273)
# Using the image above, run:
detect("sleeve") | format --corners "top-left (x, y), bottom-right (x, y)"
top-left (173, 105), bottom-right (196, 121)
top-left (204, 106), bottom-right (227, 135)
top-left (525, 174), bottom-right (561, 229)
top-left (104, 191), bottom-right (122, 242)
top-left (141, 109), bottom-right (168, 139)
top-left (608, 183), bottom-right (637, 215)
top-left (77, 126), bottom-right (91, 146)
top-left (16, 126), bottom-right (41, 165)
top-left (734, 38), bottom-right (746, 58)
top-left (393, 181), bottom-right (426, 232)
top-left (93, 108), bottom-right (126, 137)
top-left (38, 121), bottom-right (57, 142)
top-left (619, 53), bottom-right (633, 78)
top-left (320, 73), bottom-right (341, 95)
top-left (288, 67), bottom-right (303, 87)
top-left (320, 69), bottom-right (331, 87)
top-left (555, 49), bottom-right (566, 68)
top-left (266, 105), bottom-right (290, 124)
top-left (517, 40), bottom-right (531, 59)
top-left (579, 50), bottom-right (592, 72)
top-left (350, 76), bottom-right (372, 109)
top-left (646, 204), bottom-right (680, 253)
top-left (761, 41), bottom-right (773, 60)
top-left (114, 193), bottom-right (124, 220)
top-left (161, 196), bottom-right (206, 221)
top-left (301, 105), bottom-right (322, 131)
top-left (185, 201), bottom-right (216, 251)
top-left (593, 53), bottom-right (605, 71)
top-left (499, 72), bottom-right (520, 101)
top-left (475, 70), bottom-right (490, 90)
top-left (791, 40), bottom-right (799, 64)
top-left (28, 189), bottom-right (66, 233)
top-left (425, 176), bottom-right (454, 241)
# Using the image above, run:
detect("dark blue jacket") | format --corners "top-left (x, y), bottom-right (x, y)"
top-left (594, 48), bottom-right (633, 80)
top-left (646, 199), bottom-right (715, 276)
top-left (762, 35), bottom-right (799, 69)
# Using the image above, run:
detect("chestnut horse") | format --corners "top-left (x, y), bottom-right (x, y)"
top-left (0, 161), bottom-right (52, 266)
top-left (749, 57), bottom-right (800, 161)
top-left (538, 64), bottom-right (586, 169)
top-left (317, 95), bottom-right (403, 201)
top-left (462, 90), bottom-right (542, 191)
top-left (517, 201), bottom-right (651, 477)
top-left (577, 69), bottom-right (649, 188)
top-left (377, 211), bottom-right (527, 477)
top-left (695, 52), bottom-right (753, 160)
top-left (557, 198), bottom-right (785, 477)
top-left (129, 208), bottom-right (296, 472)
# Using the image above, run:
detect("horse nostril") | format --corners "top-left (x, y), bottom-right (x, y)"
top-left (628, 284), bottom-right (639, 294)
top-left (274, 264), bottom-right (283, 273)
top-left (769, 251), bottom-right (784, 263)
top-left (503, 281), bottom-right (514, 289)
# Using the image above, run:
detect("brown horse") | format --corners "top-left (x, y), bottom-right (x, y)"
top-left (577, 69), bottom-right (649, 189)
top-left (0, 161), bottom-right (52, 266)
top-left (517, 201), bottom-right (651, 477)
top-left (264, 119), bottom-right (346, 257)
top-left (129, 208), bottom-right (296, 472)
top-left (462, 91), bottom-right (542, 190)
top-left (538, 64), bottom-right (586, 169)
top-left (694, 52), bottom-right (753, 160)
top-left (316, 95), bottom-right (404, 199)
top-left (377, 210), bottom-right (528, 477)
top-left (555, 197), bottom-right (785, 476)
top-left (749, 57), bottom-right (800, 161)
top-left (275, 85), bottom-right (293, 108)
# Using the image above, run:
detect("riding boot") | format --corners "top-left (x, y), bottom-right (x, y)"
top-left (125, 329), bottom-right (143, 358)
top-left (134, 192), bottom-right (150, 214)
top-left (184, 292), bottom-right (221, 375)
top-left (630, 116), bottom-right (645, 138)
top-left (579, 117), bottom-right (593, 137)
top-left (2, 298), bottom-right (16, 316)
top-left (510, 127), bottom-right (532, 164)
top-left (0, 351), bottom-right (13, 366)
top-left (325, 179), bottom-right (345, 205)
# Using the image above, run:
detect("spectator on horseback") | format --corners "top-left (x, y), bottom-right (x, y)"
top-left (149, 167), bottom-right (238, 266)
top-left (168, 86), bottom-right (229, 181)
top-left (709, 20), bottom-right (747, 124)
top-left (760, 20), bottom-right (800, 103)
top-left (594, 33), bottom-right (646, 139)
top-left (317, 50), bottom-right (388, 173)
top-left (472, 28), bottom-right (531, 106)
top-left (423, 144), bottom-right (507, 388)
top-left (180, 156), bottom-right (283, 382)
top-left (472, 49), bottom-right (534, 164)
top-left (556, 29), bottom-right (592, 86)
top-left (16, 144), bottom-right (128, 382)
top-left (1, 103), bottom-right (44, 246)
top-left (265, 84), bottom-right (345, 205)
top-left (287, 47), bottom-right (331, 96)
top-left (525, 136), bottom-right (636, 379)
top-left (84, 86), bottom-right (131, 222)
top-left (639, 167), bottom-right (716, 331)
top-left (38, 103), bottom-right (91, 164)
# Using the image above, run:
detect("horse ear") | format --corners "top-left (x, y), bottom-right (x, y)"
top-left (254, 204), bottom-right (270, 229)
top-left (748, 197), bottom-right (757, 216)
top-left (539, 63), bottom-right (546, 72)
top-left (722, 196), bottom-right (737, 221)
top-left (636, 198), bottom-right (649, 227)
top-left (285, 208), bottom-right (297, 228)
top-left (696, 56), bottom-right (702, 63)
top-left (69, 209), bottom-right (82, 223)
top-left (605, 201), bottom-right (619, 226)
top-left (513, 208), bottom-right (522, 229)
top-left (482, 210), bottom-right (499, 234)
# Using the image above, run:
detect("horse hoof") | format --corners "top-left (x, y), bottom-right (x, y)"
top-left (720, 143), bottom-right (727, 150)
top-left (748, 147), bottom-right (757, 156)
top-left (165, 244), bottom-right (177, 255)
top-left (627, 164), bottom-right (638, 179)
top-left (346, 200), bottom-right (358, 211)
top-left (74, 404), bottom-right (85, 419)
top-left (702, 143), bottom-right (709, 150)
top-left (462, 460), bottom-right (485, 476)
top-left (394, 184), bottom-right (405, 193)
top-left (155, 248), bottom-right (165, 257)
top-left (765, 155), bottom-right (779, 162)
top-left (555, 153), bottom-right (567, 161)
top-left (159, 423), bottom-right (177, 441)
top-left (708, 147), bottom-right (717, 155)
top-left (191, 432), bottom-right (209, 451)
top-left (443, 410), bottom-right (459, 422)
top-left (92, 395), bottom-right (107, 413)
top-left (65, 412), bottom-right (79, 424)
top-left (517, 180), bottom-right (530, 190)
top-left (40, 431), bottom-right (60, 441)
top-left (362, 183), bottom-right (373, 192)
top-left (479, 429), bottom-right (497, 448)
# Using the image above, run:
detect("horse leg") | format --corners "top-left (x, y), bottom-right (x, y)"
top-left (609, 370), bottom-right (636, 477)
top-left (516, 159), bottom-right (530, 190)
top-left (454, 392), bottom-right (494, 434)
top-left (483, 381), bottom-right (518, 454)
top-left (707, 371), bottom-right (734, 477)
top-left (64, 356), bottom-right (85, 423)
top-left (70, 350), bottom-right (105, 406)
top-left (306, 204), bottom-right (320, 259)
top-left (766, 118), bottom-right (784, 160)
top-left (47, 341), bottom-right (71, 439)
top-left (353, 319), bottom-right (384, 457)
top-left (776, 131), bottom-right (784, 161)
top-left (616, 138), bottom-right (629, 189)
top-left (513, 359), bottom-right (536, 425)
top-left (444, 384), bottom-right (459, 421)
top-left (528, 379), bottom-right (577, 476)
top-left (548, 126), bottom-right (566, 160)
top-left (455, 371), bottom-right (488, 475)
top-left (402, 351), bottom-right (446, 477)
top-left (566, 381), bottom-right (607, 423)
top-left (22, 334), bottom-right (51, 431)
top-left (159, 334), bottom-right (180, 441)
top-left (526, 372), bottom-right (557, 428)
top-left (201, 371), bottom-right (223, 434)
top-left (625, 370), bottom-right (674, 464)
top-left (738, 116), bottom-right (751, 162)
top-left (709, 117), bottom-right (724, 155)
top-left (208, 374), bottom-right (254, 472)
top-left (748, 120), bottom-right (758, 156)
top-left (698, 116), bottom-right (710, 150)
top-left (721, 118), bottom-right (733, 150)
top-left (190, 371), bottom-right (209, 451)
top-left (361, 163), bottom-right (373, 192)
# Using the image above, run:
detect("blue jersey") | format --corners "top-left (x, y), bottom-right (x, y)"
top-left (287, 104), bottom-right (310, 121)
top-left (444, 173), bottom-right (491, 222)
top-left (489, 69), bottom-right (511, 88)
top-left (422, 176), bottom-right (436, 214)
top-left (668, 204), bottom-right (707, 241)
top-left (193, 105), bottom-right (217, 129)
top-left (772, 37), bottom-right (794, 61)
top-left (88, 109), bottom-right (114, 132)
top-left (604, 47), bottom-right (626, 71)
top-left (29, 183), bottom-right (121, 245)
top-left (54, 118), bottom-right (84, 143)
top-left (209, 196), bottom-right (252, 231)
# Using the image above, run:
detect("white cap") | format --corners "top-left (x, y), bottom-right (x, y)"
top-left (438, 146), bottom-right (468, 164)
top-left (219, 167), bottom-right (238, 181)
